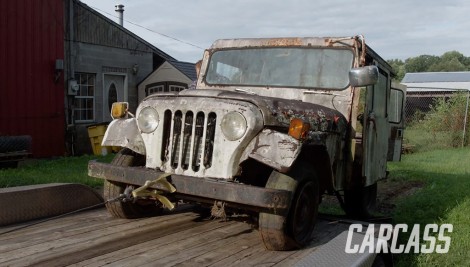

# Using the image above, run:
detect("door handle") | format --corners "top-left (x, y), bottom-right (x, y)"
top-left (367, 113), bottom-right (376, 131)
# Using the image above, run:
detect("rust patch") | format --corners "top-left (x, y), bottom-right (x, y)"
top-left (267, 104), bottom-right (347, 140)
top-left (264, 38), bottom-right (303, 46)
top-left (278, 139), bottom-right (299, 152)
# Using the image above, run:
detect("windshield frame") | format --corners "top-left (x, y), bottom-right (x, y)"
top-left (203, 46), bottom-right (355, 90)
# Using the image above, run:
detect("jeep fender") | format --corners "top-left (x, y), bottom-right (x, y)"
top-left (241, 129), bottom-right (301, 173)
top-left (101, 118), bottom-right (146, 155)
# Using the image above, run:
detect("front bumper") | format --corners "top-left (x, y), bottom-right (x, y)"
top-left (88, 161), bottom-right (292, 215)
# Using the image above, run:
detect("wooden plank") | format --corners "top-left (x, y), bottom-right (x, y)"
top-left (0, 211), bottom-right (201, 266)
top-left (0, 209), bottom-right (122, 252)
top-left (207, 243), bottom-right (266, 267)
top-left (73, 219), bottom-right (236, 267)
top-left (37, 215), bottom-right (206, 267)
top-left (161, 224), bottom-right (259, 267)
top-left (174, 233), bottom-right (260, 267)
top-left (0, 209), bottom-right (132, 254)
top-left (0, 208), bottom-right (106, 240)
top-left (210, 219), bottom-right (352, 267)
top-left (0, 207), bottom-right (364, 266)
top-left (222, 246), bottom-right (293, 267)
top-left (107, 222), bottom-right (247, 266)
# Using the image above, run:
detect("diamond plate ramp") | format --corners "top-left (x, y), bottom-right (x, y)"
top-left (294, 231), bottom-right (378, 267)
top-left (0, 183), bottom-right (104, 226)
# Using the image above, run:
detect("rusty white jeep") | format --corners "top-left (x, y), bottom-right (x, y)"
top-left (89, 36), bottom-right (405, 251)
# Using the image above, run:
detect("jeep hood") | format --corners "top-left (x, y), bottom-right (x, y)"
top-left (147, 89), bottom-right (347, 133)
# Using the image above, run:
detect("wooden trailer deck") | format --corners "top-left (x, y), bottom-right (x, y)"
top-left (0, 206), bottom-right (355, 267)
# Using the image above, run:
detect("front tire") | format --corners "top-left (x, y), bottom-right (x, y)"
top-left (259, 165), bottom-right (319, 251)
top-left (104, 148), bottom-right (162, 219)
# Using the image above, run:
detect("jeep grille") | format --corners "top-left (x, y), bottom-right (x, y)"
top-left (160, 110), bottom-right (216, 171)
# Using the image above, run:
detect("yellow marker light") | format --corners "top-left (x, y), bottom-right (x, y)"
top-left (288, 118), bottom-right (310, 140)
top-left (111, 102), bottom-right (128, 119)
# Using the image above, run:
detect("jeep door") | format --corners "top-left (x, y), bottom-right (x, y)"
top-left (362, 67), bottom-right (391, 185)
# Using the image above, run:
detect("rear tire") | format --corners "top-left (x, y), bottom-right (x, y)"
top-left (259, 164), bottom-right (319, 251)
top-left (104, 148), bottom-right (162, 219)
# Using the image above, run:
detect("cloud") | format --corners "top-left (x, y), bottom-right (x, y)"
top-left (81, 0), bottom-right (470, 62)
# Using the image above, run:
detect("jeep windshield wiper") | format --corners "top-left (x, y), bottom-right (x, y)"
top-left (235, 88), bottom-right (257, 95)
top-left (303, 91), bottom-right (345, 97)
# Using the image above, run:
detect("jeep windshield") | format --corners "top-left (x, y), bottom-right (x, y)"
top-left (205, 47), bottom-right (354, 90)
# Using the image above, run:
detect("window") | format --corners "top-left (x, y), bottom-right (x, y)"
top-left (147, 85), bottom-right (165, 94)
top-left (205, 47), bottom-right (354, 89)
top-left (74, 73), bottom-right (95, 122)
top-left (372, 71), bottom-right (388, 118)
top-left (389, 88), bottom-right (404, 124)
top-left (169, 85), bottom-right (186, 92)
top-left (145, 82), bottom-right (188, 96)
top-left (108, 83), bottom-right (118, 113)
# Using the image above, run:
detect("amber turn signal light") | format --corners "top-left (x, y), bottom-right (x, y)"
top-left (288, 118), bottom-right (310, 140)
top-left (111, 102), bottom-right (128, 119)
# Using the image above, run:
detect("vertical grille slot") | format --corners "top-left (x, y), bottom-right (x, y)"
top-left (181, 111), bottom-right (194, 170)
top-left (192, 112), bottom-right (205, 172)
top-left (160, 110), bottom-right (172, 162)
top-left (171, 111), bottom-right (183, 169)
top-left (204, 112), bottom-right (216, 168)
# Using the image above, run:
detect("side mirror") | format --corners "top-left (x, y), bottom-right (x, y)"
top-left (349, 65), bottom-right (378, 87)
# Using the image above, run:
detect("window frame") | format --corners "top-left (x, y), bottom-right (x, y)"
top-left (388, 88), bottom-right (405, 124)
top-left (74, 72), bottom-right (96, 123)
top-left (145, 82), bottom-right (188, 96)
top-left (204, 47), bottom-right (355, 90)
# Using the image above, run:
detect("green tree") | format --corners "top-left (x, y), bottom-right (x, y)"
top-left (428, 51), bottom-right (468, 72)
top-left (441, 51), bottom-right (466, 62)
top-left (404, 55), bottom-right (440, 73)
top-left (387, 59), bottom-right (406, 82)
top-left (387, 51), bottom-right (470, 78)
top-left (428, 58), bottom-right (466, 72)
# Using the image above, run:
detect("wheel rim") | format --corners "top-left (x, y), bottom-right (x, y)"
top-left (291, 181), bottom-right (318, 244)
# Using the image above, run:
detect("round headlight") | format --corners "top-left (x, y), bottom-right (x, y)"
top-left (137, 107), bottom-right (159, 133)
top-left (221, 112), bottom-right (247, 141)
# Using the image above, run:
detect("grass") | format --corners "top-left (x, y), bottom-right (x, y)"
top-left (0, 154), bottom-right (113, 189)
top-left (388, 147), bottom-right (470, 266)
top-left (404, 127), bottom-right (466, 153)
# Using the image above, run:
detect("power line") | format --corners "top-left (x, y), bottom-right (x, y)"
top-left (90, 5), bottom-right (205, 50)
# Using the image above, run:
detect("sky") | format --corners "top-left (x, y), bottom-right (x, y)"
top-left (80, 0), bottom-right (470, 63)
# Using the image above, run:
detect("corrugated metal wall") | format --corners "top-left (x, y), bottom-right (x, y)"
top-left (0, 0), bottom-right (65, 157)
